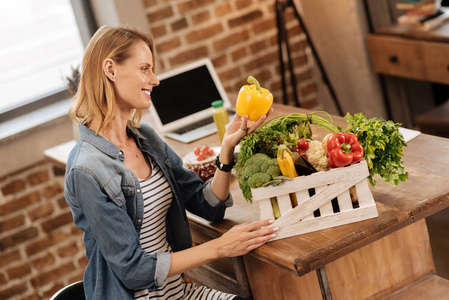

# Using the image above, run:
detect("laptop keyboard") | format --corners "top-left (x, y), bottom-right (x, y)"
top-left (173, 116), bottom-right (214, 134)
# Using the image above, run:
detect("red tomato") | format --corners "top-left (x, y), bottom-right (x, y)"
top-left (297, 138), bottom-right (309, 150)
top-left (194, 145), bottom-right (215, 161)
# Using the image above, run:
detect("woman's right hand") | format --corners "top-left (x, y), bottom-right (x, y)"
top-left (167, 219), bottom-right (279, 278)
top-left (214, 219), bottom-right (279, 258)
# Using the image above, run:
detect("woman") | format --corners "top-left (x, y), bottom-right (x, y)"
top-left (64, 25), bottom-right (278, 300)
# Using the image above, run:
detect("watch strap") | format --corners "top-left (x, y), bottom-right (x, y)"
top-left (215, 154), bottom-right (235, 172)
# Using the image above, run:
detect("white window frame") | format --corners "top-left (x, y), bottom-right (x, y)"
top-left (0, 0), bottom-right (97, 125)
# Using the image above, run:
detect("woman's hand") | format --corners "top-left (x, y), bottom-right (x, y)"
top-left (168, 218), bottom-right (278, 277)
top-left (219, 108), bottom-right (273, 163)
top-left (224, 108), bottom-right (273, 148)
top-left (210, 108), bottom-right (273, 200)
top-left (214, 219), bottom-right (279, 258)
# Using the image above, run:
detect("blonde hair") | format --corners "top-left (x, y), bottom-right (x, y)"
top-left (69, 25), bottom-right (156, 134)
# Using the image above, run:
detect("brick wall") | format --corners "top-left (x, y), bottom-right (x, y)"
top-left (0, 162), bottom-right (86, 300)
top-left (145, 0), bottom-right (318, 108)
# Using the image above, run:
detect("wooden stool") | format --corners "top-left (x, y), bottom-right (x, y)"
top-left (415, 100), bottom-right (449, 138)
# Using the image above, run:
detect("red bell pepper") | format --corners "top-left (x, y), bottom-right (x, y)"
top-left (326, 132), bottom-right (364, 168)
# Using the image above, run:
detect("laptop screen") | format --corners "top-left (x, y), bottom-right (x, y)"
top-left (147, 58), bottom-right (232, 136)
top-left (151, 65), bottom-right (223, 125)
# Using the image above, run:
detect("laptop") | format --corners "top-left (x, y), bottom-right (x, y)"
top-left (148, 58), bottom-right (235, 143)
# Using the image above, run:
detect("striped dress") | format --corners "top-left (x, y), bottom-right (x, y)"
top-left (134, 157), bottom-right (236, 300)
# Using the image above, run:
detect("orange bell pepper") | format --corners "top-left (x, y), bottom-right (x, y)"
top-left (236, 76), bottom-right (273, 121)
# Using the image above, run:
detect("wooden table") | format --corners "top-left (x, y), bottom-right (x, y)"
top-left (45, 103), bottom-right (449, 299)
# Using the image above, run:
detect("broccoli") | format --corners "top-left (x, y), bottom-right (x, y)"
top-left (260, 161), bottom-right (272, 173)
top-left (243, 164), bottom-right (261, 177)
top-left (247, 172), bottom-right (272, 188)
top-left (246, 153), bottom-right (272, 165)
top-left (266, 165), bottom-right (281, 178)
top-left (236, 153), bottom-right (286, 202)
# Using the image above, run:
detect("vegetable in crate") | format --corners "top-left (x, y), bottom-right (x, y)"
top-left (295, 138), bottom-right (309, 160)
top-left (303, 140), bottom-right (329, 172)
top-left (236, 76), bottom-right (273, 121)
top-left (277, 145), bottom-right (299, 178)
top-left (236, 112), bottom-right (338, 202)
top-left (236, 112), bottom-right (339, 169)
top-left (296, 138), bottom-right (309, 152)
top-left (277, 144), bottom-right (299, 208)
top-left (326, 132), bottom-right (364, 168)
top-left (236, 153), bottom-right (289, 203)
top-left (291, 151), bottom-right (317, 175)
top-left (344, 112), bottom-right (408, 186)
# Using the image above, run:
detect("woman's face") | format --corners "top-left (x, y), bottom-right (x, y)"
top-left (112, 40), bottom-right (159, 112)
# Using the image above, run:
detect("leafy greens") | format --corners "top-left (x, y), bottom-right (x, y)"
top-left (344, 112), bottom-right (408, 186)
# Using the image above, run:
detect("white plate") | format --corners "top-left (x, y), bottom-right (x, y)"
top-left (183, 146), bottom-right (220, 165)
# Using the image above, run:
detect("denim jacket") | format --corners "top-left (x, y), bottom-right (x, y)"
top-left (64, 123), bottom-right (233, 300)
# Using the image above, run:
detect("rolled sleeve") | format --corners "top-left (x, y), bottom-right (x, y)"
top-left (203, 181), bottom-right (233, 208)
top-left (154, 252), bottom-right (171, 288)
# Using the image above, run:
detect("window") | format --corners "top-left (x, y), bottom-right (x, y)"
top-left (0, 0), bottom-right (96, 121)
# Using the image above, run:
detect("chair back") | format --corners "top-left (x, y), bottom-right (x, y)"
top-left (50, 281), bottom-right (85, 300)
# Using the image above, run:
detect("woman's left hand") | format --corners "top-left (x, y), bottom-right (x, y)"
top-left (221, 108), bottom-right (273, 151)
top-left (210, 108), bottom-right (273, 200)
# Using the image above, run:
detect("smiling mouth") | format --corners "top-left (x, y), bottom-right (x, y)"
top-left (143, 90), bottom-right (151, 97)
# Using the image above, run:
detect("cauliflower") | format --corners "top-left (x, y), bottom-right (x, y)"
top-left (305, 140), bottom-right (330, 172)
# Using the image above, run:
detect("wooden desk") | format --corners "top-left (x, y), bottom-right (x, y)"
top-left (366, 23), bottom-right (449, 139)
top-left (45, 103), bottom-right (449, 299)
top-left (367, 23), bottom-right (449, 85)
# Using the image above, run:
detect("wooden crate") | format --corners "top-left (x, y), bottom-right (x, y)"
top-left (251, 160), bottom-right (378, 241)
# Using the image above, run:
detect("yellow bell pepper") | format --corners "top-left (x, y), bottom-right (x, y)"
top-left (277, 144), bottom-right (299, 208)
top-left (277, 145), bottom-right (299, 178)
top-left (236, 76), bottom-right (273, 121)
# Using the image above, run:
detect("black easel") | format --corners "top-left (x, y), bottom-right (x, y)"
top-left (275, 0), bottom-right (344, 116)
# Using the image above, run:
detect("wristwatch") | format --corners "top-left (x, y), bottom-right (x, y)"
top-left (215, 154), bottom-right (235, 172)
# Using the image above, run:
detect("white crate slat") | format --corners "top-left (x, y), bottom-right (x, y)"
top-left (337, 189), bottom-right (354, 212)
top-left (251, 160), bottom-right (370, 200)
top-left (269, 177), bottom-right (366, 230)
top-left (296, 190), bottom-right (314, 220)
top-left (251, 160), bottom-right (378, 241)
top-left (258, 198), bottom-right (274, 220)
top-left (316, 185), bottom-right (333, 216)
top-left (355, 179), bottom-right (375, 208)
top-left (277, 194), bottom-right (293, 216)
top-left (270, 203), bottom-right (378, 241)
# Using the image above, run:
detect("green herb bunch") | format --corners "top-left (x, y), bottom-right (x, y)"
top-left (344, 112), bottom-right (408, 186)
